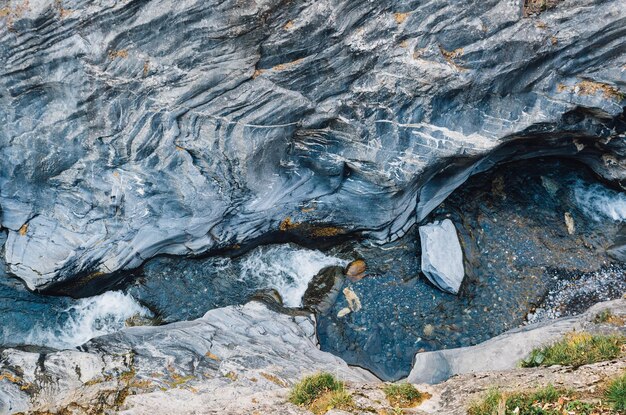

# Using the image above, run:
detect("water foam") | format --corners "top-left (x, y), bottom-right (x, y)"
top-left (239, 245), bottom-right (347, 307)
top-left (573, 181), bottom-right (626, 222)
top-left (25, 291), bottom-right (152, 349)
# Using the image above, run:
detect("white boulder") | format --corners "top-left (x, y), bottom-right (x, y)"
top-left (419, 219), bottom-right (465, 294)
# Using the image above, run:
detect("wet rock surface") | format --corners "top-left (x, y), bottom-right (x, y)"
top-left (317, 159), bottom-right (625, 380)
top-left (1, 0), bottom-right (625, 290)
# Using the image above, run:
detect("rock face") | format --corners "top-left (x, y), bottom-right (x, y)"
top-left (407, 298), bottom-right (626, 384)
top-left (0, 301), bottom-right (376, 414)
top-left (419, 219), bottom-right (465, 294)
top-left (1, 0), bottom-right (625, 290)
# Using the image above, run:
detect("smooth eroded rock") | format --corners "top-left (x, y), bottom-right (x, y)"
top-left (1, 0), bottom-right (625, 289)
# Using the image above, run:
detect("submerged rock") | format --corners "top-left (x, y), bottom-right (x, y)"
top-left (419, 219), bottom-right (465, 294)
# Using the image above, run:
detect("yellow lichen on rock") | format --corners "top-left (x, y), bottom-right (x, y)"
top-left (394, 12), bottom-right (409, 24)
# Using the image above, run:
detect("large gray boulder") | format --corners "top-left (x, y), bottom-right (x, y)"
top-left (419, 219), bottom-right (465, 294)
top-left (1, 0), bottom-right (625, 290)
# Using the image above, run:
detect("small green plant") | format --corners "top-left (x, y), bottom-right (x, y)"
top-left (467, 388), bottom-right (502, 415)
top-left (593, 310), bottom-right (625, 326)
top-left (594, 310), bottom-right (613, 323)
top-left (289, 372), bottom-right (353, 414)
top-left (521, 332), bottom-right (624, 368)
top-left (505, 385), bottom-right (564, 414)
top-left (383, 383), bottom-right (425, 407)
top-left (466, 384), bottom-right (623, 415)
top-left (605, 373), bottom-right (626, 412)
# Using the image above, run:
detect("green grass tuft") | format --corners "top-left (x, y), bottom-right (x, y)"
top-left (468, 385), bottom-right (574, 415)
top-left (467, 388), bottom-right (502, 415)
top-left (520, 332), bottom-right (624, 368)
top-left (606, 372), bottom-right (626, 412)
top-left (383, 383), bottom-right (425, 407)
top-left (288, 372), bottom-right (344, 407)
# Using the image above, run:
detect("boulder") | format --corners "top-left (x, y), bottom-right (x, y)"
top-left (345, 259), bottom-right (367, 281)
top-left (302, 266), bottom-right (345, 315)
top-left (419, 219), bottom-right (465, 294)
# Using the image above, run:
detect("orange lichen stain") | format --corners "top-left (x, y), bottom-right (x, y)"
top-left (252, 69), bottom-right (265, 79)
top-left (0, 372), bottom-right (21, 383)
top-left (260, 372), bottom-right (287, 387)
top-left (399, 40), bottom-right (409, 48)
top-left (279, 217), bottom-right (301, 231)
top-left (575, 80), bottom-right (624, 100)
top-left (439, 46), bottom-right (466, 70)
top-left (205, 352), bottom-right (221, 361)
top-left (143, 60), bottom-right (150, 77)
top-left (108, 49), bottom-right (129, 59)
top-left (310, 227), bottom-right (344, 237)
top-left (272, 58), bottom-right (304, 71)
top-left (1, 0), bottom-right (30, 30)
top-left (175, 145), bottom-right (185, 151)
top-left (18, 223), bottom-right (28, 236)
top-left (412, 48), bottom-right (426, 60)
top-left (394, 12), bottom-right (409, 24)
top-left (283, 20), bottom-right (294, 30)
top-left (113, 171), bottom-right (120, 177)
top-left (55, 0), bottom-right (72, 19)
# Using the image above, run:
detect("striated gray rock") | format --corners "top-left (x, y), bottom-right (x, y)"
top-left (0, 301), bottom-right (376, 414)
top-left (1, 0), bottom-right (625, 289)
top-left (419, 219), bottom-right (465, 294)
top-left (407, 298), bottom-right (626, 384)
